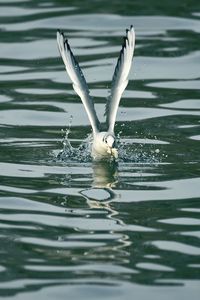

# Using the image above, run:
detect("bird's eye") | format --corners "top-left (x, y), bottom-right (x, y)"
top-left (103, 136), bottom-right (107, 143)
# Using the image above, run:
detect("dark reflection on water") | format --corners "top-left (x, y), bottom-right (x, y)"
top-left (91, 160), bottom-right (118, 187)
top-left (0, 0), bottom-right (200, 299)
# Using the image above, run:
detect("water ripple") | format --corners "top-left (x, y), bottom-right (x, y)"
top-left (0, 2), bottom-right (200, 299)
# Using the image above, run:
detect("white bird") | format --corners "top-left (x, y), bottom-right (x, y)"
top-left (57, 26), bottom-right (135, 160)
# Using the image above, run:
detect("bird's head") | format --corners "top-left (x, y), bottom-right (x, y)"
top-left (102, 134), bottom-right (118, 159)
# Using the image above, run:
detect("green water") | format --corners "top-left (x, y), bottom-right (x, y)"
top-left (0, 0), bottom-right (200, 299)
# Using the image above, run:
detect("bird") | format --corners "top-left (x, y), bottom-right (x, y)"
top-left (57, 26), bottom-right (135, 160)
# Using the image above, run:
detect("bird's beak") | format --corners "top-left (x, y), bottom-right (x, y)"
top-left (111, 148), bottom-right (118, 159)
top-left (107, 147), bottom-right (118, 159)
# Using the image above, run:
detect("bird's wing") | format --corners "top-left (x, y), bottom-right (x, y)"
top-left (105, 26), bottom-right (135, 133)
top-left (57, 30), bottom-right (100, 134)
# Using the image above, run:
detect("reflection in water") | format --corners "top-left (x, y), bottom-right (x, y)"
top-left (92, 160), bottom-right (118, 188)
top-left (80, 177), bottom-right (131, 263)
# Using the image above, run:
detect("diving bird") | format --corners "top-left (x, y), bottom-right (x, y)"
top-left (57, 26), bottom-right (135, 160)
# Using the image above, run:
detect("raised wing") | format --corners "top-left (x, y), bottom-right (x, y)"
top-left (105, 26), bottom-right (135, 133)
top-left (57, 30), bottom-right (100, 134)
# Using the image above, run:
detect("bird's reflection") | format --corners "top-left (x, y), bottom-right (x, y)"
top-left (52, 159), bottom-right (131, 268)
top-left (79, 160), bottom-right (131, 255)
top-left (80, 185), bottom-right (131, 257)
top-left (92, 159), bottom-right (118, 188)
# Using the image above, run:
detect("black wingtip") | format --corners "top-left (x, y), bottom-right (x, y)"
top-left (57, 29), bottom-right (64, 36)
top-left (57, 29), bottom-right (65, 39)
top-left (126, 25), bottom-right (133, 34)
top-left (57, 30), bottom-right (67, 50)
top-left (123, 25), bottom-right (134, 48)
top-left (122, 35), bottom-right (128, 50)
top-left (64, 38), bottom-right (70, 50)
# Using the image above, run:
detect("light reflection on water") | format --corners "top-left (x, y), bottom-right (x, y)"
top-left (0, 0), bottom-right (200, 299)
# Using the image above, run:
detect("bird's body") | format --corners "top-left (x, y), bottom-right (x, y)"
top-left (92, 131), bottom-right (118, 160)
top-left (57, 26), bottom-right (135, 160)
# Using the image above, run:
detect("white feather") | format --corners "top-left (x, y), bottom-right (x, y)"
top-left (106, 26), bottom-right (135, 133)
top-left (57, 27), bottom-right (135, 160)
top-left (57, 31), bottom-right (100, 134)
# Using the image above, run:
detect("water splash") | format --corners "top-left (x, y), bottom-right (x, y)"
top-left (54, 118), bottom-right (163, 163)
top-left (55, 128), bottom-right (163, 164)
top-left (57, 116), bottom-right (92, 162)
top-left (118, 140), bottom-right (162, 164)
top-left (57, 136), bottom-right (92, 162)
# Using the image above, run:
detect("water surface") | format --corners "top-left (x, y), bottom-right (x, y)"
top-left (0, 0), bottom-right (200, 299)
